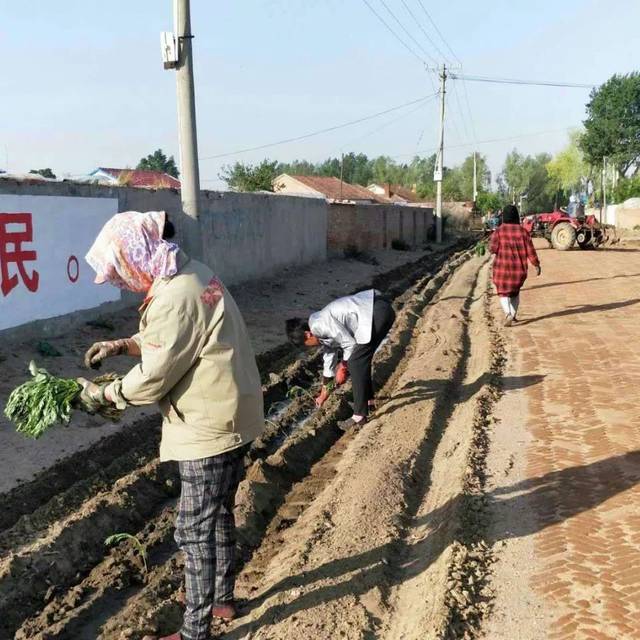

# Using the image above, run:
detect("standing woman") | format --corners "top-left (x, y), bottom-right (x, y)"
top-left (490, 204), bottom-right (541, 325)
top-left (79, 211), bottom-right (264, 640)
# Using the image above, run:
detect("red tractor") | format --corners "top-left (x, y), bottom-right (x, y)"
top-left (521, 210), bottom-right (605, 251)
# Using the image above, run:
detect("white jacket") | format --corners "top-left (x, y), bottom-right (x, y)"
top-left (309, 289), bottom-right (378, 377)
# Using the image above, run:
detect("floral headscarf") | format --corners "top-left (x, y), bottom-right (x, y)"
top-left (85, 211), bottom-right (179, 293)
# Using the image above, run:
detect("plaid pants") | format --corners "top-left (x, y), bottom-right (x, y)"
top-left (175, 447), bottom-right (246, 640)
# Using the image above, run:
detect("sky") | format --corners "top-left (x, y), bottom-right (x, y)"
top-left (1, 0), bottom-right (638, 190)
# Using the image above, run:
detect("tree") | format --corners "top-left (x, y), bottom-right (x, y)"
top-left (137, 149), bottom-right (179, 177)
top-left (458, 152), bottom-right (491, 200)
top-left (580, 72), bottom-right (640, 176)
top-left (500, 149), bottom-right (555, 213)
top-left (219, 160), bottom-right (279, 192)
top-left (29, 168), bottom-right (56, 179)
top-left (547, 130), bottom-right (590, 194)
top-left (476, 191), bottom-right (506, 214)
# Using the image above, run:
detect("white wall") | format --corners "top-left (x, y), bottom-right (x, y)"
top-left (0, 194), bottom-right (119, 330)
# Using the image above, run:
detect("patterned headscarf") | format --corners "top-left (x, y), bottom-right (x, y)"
top-left (85, 211), bottom-right (179, 293)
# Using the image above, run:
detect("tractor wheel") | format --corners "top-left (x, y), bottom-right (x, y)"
top-left (577, 228), bottom-right (592, 250)
top-left (551, 222), bottom-right (576, 251)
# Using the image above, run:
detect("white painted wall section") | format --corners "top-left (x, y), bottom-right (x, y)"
top-left (0, 195), bottom-right (119, 330)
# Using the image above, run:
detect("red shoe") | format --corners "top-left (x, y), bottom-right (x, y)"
top-left (212, 602), bottom-right (237, 621)
top-left (142, 633), bottom-right (182, 640)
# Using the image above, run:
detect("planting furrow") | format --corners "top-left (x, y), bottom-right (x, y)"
top-left (5, 241), bottom-right (474, 640)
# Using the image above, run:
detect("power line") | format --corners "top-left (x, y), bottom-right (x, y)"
top-left (389, 126), bottom-right (575, 159)
top-left (416, 0), bottom-right (461, 65)
top-left (361, 0), bottom-right (427, 65)
top-left (451, 73), bottom-right (595, 89)
top-left (199, 93), bottom-right (438, 161)
top-left (377, 0), bottom-right (436, 64)
top-left (342, 95), bottom-right (437, 150)
top-left (398, 0), bottom-right (447, 63)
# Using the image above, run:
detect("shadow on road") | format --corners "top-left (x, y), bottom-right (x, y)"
top-left (226, 450), bottom-right (640, 637)
top-left (517, 298), bottom-right (640, 326)
top-left (524, 272), bottom-right (640, 292)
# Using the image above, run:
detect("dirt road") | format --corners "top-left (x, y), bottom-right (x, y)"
top-left (2, 240), bottom-right (639, 640)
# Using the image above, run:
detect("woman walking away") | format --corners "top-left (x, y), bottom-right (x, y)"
top-left (286, 289), bottom-right (395, 431)
top-left (79, 211), bottom-right (264, 640)
top-left (490, 204), bottom-right (541, 326)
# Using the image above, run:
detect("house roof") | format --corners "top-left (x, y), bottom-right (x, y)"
top-left (368, 183), bottom-right (426, 204)
top-left (285, 175), bottom-right (391, 203)
top-left (94, 167), bottom-right (181, 189)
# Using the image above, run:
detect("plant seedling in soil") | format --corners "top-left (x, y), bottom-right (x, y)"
top-left (287, 385), bottom-right (315, 403)
top-left (105, 533), bottom-right (148, 575)
top-left (36, 340), bottom-right (62, 357)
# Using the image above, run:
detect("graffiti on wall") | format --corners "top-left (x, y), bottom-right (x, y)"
top-left (0, 195), bottom-right (119, 331)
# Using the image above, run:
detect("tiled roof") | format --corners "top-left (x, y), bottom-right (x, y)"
top-left (389, 184), bottom-right (425, 203)
top-left (289, 175), bottom-right (392, 203)
top-left (97, 168), bottom-right (181, 189)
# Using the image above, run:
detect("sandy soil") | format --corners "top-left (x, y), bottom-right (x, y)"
top-left (0, 247), bottom-right (444, 494)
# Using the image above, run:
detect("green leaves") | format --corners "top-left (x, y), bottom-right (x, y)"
top-left (105, 533), bottom-right (148, 574)
top-left (4, 363), bottom-right (124, 439)
top-left (4, 361), bottom-right (81, 439)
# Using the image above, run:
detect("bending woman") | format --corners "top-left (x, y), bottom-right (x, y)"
top-left (79, 211), bottom-right (264, 640)
top-left (490, 204), bottom-right (541, 325)
top-left (286, 289), bottom-right (395, 431)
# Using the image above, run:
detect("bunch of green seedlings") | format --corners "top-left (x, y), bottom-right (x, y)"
top-left (4, 361), bottom-right (123, 439)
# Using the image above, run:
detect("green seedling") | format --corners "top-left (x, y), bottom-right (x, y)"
top-left (105, 533), bottom-right (148, 574)
top-left (36, 341), bottom-right (62, 357)
top-left (287, 385), bottom-right (315, 402)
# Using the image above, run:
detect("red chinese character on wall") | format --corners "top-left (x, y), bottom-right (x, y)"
top-left (0, 212), bottom-right (40, 296)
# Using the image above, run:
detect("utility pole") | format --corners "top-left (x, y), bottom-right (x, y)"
top-left (175, 0), bottom-right (201, 222)
top-left (434, 65), bottom-right (447, 243)
top-left (340, 152), bottom-right (344, 201)
top-left (473, 151), bottom-right (478, 204)
top-left (601, 156), bottom-right (607, 225)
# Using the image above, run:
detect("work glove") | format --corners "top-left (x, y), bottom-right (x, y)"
top-left (84, 339), bottom-right (130, 369)
top-left (76, 377), bottom-right (113, 414)
top-left (335, 361), bottom-right (349, 386)
top-left (315, 385), bottom-right (330, 408)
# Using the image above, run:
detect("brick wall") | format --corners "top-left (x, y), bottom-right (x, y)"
top-left (328, 203), bottom-right (434, 253)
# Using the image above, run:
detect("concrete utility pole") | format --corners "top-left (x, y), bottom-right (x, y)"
top-left (175, 0), bottom-right (201, 221)
top-left (601, 156), bottom-right (607, 225)
top-left (473, 151), bottom-right (478, 203)
top-left (434, 65), bottom-right (447, 243)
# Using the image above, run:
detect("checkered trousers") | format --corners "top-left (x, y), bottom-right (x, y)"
top-left (175, 446), bottom-right (247, 640)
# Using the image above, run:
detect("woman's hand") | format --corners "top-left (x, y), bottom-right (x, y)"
top-left (335, 362), bottom-right (349, 386)
top-left (535, 265), bottom-right (542, 276)
top-left (84, 340), bottom-right (126, 369)
top-left (315, 385), bottom-right (330, 408)
top-left (76, 377), bottom-right (114, 413)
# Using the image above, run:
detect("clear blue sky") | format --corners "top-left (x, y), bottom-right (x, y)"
top-left (1, 0), bottom-right (638, 189)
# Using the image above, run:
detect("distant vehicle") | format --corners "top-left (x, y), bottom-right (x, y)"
top-left (484, 211), bottom-right (502, 232)
top-left (521, 209), bottom-right (605, 251)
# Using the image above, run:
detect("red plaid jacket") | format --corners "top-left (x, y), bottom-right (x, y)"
top-left (490, 223), bottom-right (540, 296)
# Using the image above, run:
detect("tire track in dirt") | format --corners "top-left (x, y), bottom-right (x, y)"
top-left (3, 242), bottom-right (473, 640)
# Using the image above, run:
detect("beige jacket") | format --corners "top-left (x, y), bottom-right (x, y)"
top-left (111, 253), bottom-right (264, 462)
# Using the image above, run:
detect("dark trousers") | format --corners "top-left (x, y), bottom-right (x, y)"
top-left (348, 297), bottom-right (395, 417)
top-left (175, 447), bottom-right (246, 640)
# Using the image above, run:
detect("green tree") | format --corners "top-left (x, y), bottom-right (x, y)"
top-left (500, 149), bottom-right (555, 213)
top-left (29, 168), bottom-right (56, 179)
top-left (219, 159), bottom-right (279, 191)
top-left (476, 191), bottom-right (506, 214)
top-left (547, 130), bottom-right (590, 193)
top-left (580, 72), bottom-right (640, 176)
top-left (458, 152), bottom-right (491, 200)
top-left (137, 149), bottom-right (179, 178)
top-left (611, 175), bottom-right (640, 203)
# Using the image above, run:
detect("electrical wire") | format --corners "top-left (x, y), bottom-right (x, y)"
top-left (361, 0), bottom-right (428, 65)
top-left (451, 73), bottom-right (595, 89)
top-left (398, 0), bottom-right (445, 63)
top-left (377, 0), bottom-right (436, 64)
top-left (389, 126), bottom-right (575, 159)
top-left (341, 94), bottom-right (437, 150)
top-left (416, 0), bottom-right (461, 65)
top-left (199, 93), bottom-right (438, 161)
